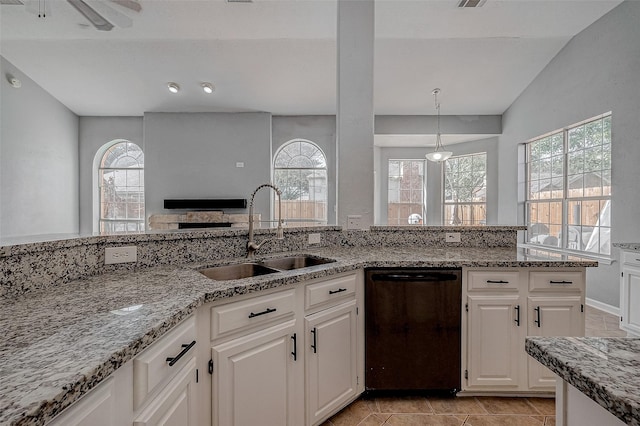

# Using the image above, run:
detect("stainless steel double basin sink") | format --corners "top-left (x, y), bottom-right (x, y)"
top-left (198, 255), bottom-right (336, 281)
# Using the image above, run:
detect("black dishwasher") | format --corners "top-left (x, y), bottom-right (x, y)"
top-left (365, 268), bottom-right (462, 393)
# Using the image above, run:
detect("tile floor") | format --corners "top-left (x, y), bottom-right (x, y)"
top-left (321, 306), bottom-right (626, 426)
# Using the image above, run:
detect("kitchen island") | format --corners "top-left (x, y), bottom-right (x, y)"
top-left (0, 226), bottom-right (596, 425)
top-left (526, 336), bottom-right (640, 426)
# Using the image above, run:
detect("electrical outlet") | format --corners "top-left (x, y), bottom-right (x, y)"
top-left (347, 215), bottom-right (362, 230)
top-left (308, 233), bottom-right (321, 245)
top-left (105, 246), bottom-right (137, 264)
top-left (445, 232), bottom-right (461, 243)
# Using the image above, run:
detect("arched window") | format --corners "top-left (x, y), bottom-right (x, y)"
top-left (273, 139), bottom-right (327, 226)
top-left (98, 141), bottom-right (145, 233)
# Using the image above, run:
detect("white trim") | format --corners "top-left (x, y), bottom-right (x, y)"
top-left (585, 297), bottom-right (620, 317)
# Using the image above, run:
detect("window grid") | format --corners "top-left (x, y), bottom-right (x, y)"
top-left (525, 114), bottom-right (611, 255)
top-left (273, 140), bottom-right (328, 226)
top-left (99, 142), bottom-right (145, 234)
top-left (387, 160), bottom-right (425, 225)
top-left (443, 153), bottom-right (487, 226)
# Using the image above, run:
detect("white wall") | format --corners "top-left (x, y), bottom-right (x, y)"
top-left (376, 137), bottom-right (498, 226)
top-left (272, 116), bottom-right (337, 225)
top-left (499, 0), bottom-right (640, 308)
top-left (143, 112), bottom-right (273, 223)
top-left (78, 117), bottom-right (143, 234)
top-left (0, 56), bottom-right (79, 240)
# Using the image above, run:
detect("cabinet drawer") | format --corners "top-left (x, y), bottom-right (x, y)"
top-left (305, 273), bottom-right (356, 311)
top-left (467, 270), bottom-right (520, 291)
top-left (622, 250), bottom-right (640, 267)
top-left (133, 316), bottom-right (196, 410)
top-left (211, 289), bottom-right (296, 340)
top-left (529, 271), bottom-right (583, 292)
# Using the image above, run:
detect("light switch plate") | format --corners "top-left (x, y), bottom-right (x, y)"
top-left (347, 215), bottom-right (362, 230)
top-left (445, 232), bottom-right (461, 243)
top-left (308, 233), bottom-right (321, 245)
top-left (105, 246), bottom-right (137, 264)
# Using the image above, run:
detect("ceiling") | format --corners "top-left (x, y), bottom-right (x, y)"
top-left (0, 0), bottom-right (623, 123)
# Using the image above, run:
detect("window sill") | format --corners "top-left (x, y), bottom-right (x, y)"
top-left (518, 243), bottom-right (615, 265)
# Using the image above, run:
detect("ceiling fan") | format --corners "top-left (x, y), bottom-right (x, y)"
top-left (2, 0), bottom-right (142, 31)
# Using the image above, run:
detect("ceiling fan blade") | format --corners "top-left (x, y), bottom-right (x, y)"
top-left (108, 0), bottom-right (140, 13)
top-left (67, 0), bottom-right (114, 31)
top-left (85, 0), bottom-right (133, 28)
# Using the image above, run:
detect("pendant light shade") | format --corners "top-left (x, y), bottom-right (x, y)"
top-left (425, 88), bottom-right (452, 162)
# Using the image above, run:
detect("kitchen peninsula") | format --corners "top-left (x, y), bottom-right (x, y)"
top-left (0, 226), bottom-right (597, 425)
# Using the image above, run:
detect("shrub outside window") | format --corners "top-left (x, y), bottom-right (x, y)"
top-left (443, 153), bottom-right (487, 226)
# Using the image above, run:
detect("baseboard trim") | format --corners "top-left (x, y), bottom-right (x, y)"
top-left (586, 298), bottom-right (620, 317)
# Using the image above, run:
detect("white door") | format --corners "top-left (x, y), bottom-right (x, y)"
top-left (527, 296), bottom-right (583, 389)
top-left (305, 300), bottom-right (358, 426)
top-left (621, 265), bottom-right (640, 335)
top-left (49, 377), bottom-right (116, 426)
top-left (134, 358), bottom-right (198, 426)
top-left (466, 295), bottom-right (523, 389)
top-left (212, 320), bottom-right (298, 426)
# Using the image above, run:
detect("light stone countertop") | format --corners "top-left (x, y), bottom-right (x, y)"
top-left (0, 246), bottom-right (597, 426)
top-left (526, 336), bottom-right (640, 426)
top-left (613, 242), bottom-right (640, 251)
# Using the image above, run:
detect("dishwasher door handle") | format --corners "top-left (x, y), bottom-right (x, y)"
top-left (371, 273), bottom-right (459, 281)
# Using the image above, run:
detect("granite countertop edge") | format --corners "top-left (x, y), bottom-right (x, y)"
top-left (1, 247), bottom-right (596, 426)
top-left (525, 337), bottom-right (640, 426)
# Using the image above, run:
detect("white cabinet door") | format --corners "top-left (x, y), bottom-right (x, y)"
top-left (133, 358), bottom-right (198, 426)
top-left (305, 300), bottom-right (358, 426)
top-left (466, 295), bottom-right (523, 389)
top-left (49, 377), bottom-right (116, 426)
top-left (527, 296), bottom-right (583, 389)
top-left (621, 264), bottom-right (640, 335)
top-left (212, 320), bottom-right (299, 426)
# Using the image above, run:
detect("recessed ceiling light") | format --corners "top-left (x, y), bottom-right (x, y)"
top-left (6, 73), bottom-right (21, 88)
top-left (201, 82), bottom-right (215, 94)
top-left (167, 82), bottom-right (180, 93)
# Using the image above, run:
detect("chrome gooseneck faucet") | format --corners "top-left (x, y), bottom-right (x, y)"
top-left (247, 183), bottom-right (284, 258)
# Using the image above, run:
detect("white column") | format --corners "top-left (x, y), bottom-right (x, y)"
top-left (336, 0), bottom-right (375, 228)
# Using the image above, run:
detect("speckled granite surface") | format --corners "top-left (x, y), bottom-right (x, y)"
top-left (613, 242), bottom-right (640, 250)
top-left (526, 337), bottom-right (640, 426)
top-left (1, 245), bottom-right (596, 426)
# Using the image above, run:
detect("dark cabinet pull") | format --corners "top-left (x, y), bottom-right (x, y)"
top-left (248, 307), bottom-right (276, 318)
top-left (311, 327), bottom-right (317, 353)
top-left (549, 280), bottom-right (573, 285)
top-left (514, 305), bottom-right (520, 326)
top-left (486, 280), bottom-right (509, 284)
top-left (166, 340), bottom-right (196, 367)
top-left (534, 306), bottom-right (541, 327)
top-left (329, 288), bottom-right (347, 295)
top-left (291, 333), bottom-right (297, 361)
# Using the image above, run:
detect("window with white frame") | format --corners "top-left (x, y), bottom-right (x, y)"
top-left (387, 160), bottom-right (425, 225)
top-left (525, 113), bottom-right (611, 255)
top-left (443, 153), bottom-right (487, 226)
top-left (98, 141), bottom-right (145, 233)
top-left (273, 139), bottom-right (327, 226)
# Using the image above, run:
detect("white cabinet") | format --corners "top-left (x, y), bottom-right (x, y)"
top-left (208, 270), bottom-right (363, 426)
top-left (212, 320), bottom-right (300, 426)
top-left (527, 296), bottom-right (583, 389)
top-left (467, 295), bottom-right (523, 388)
top-left (620, 250), bottom-right (640, 336)
top-left (463, 268), bottom-right (585, 393)
top-left (48, 377), bottom-right (117, 426)
top-left (305, 300), bottom-right (358, 426)
top-left (134, 358), bottom-right (198, 426)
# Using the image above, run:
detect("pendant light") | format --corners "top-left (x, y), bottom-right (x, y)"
top-left (425, 88), bottom-right (453, 162)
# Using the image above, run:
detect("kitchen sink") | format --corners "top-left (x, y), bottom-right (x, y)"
top-left (259, 255), bottom-right (336, 271)
top-left (198, 255), bottom-right (336, 280)
top-left (198, 263), bottom-right (280, 280)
